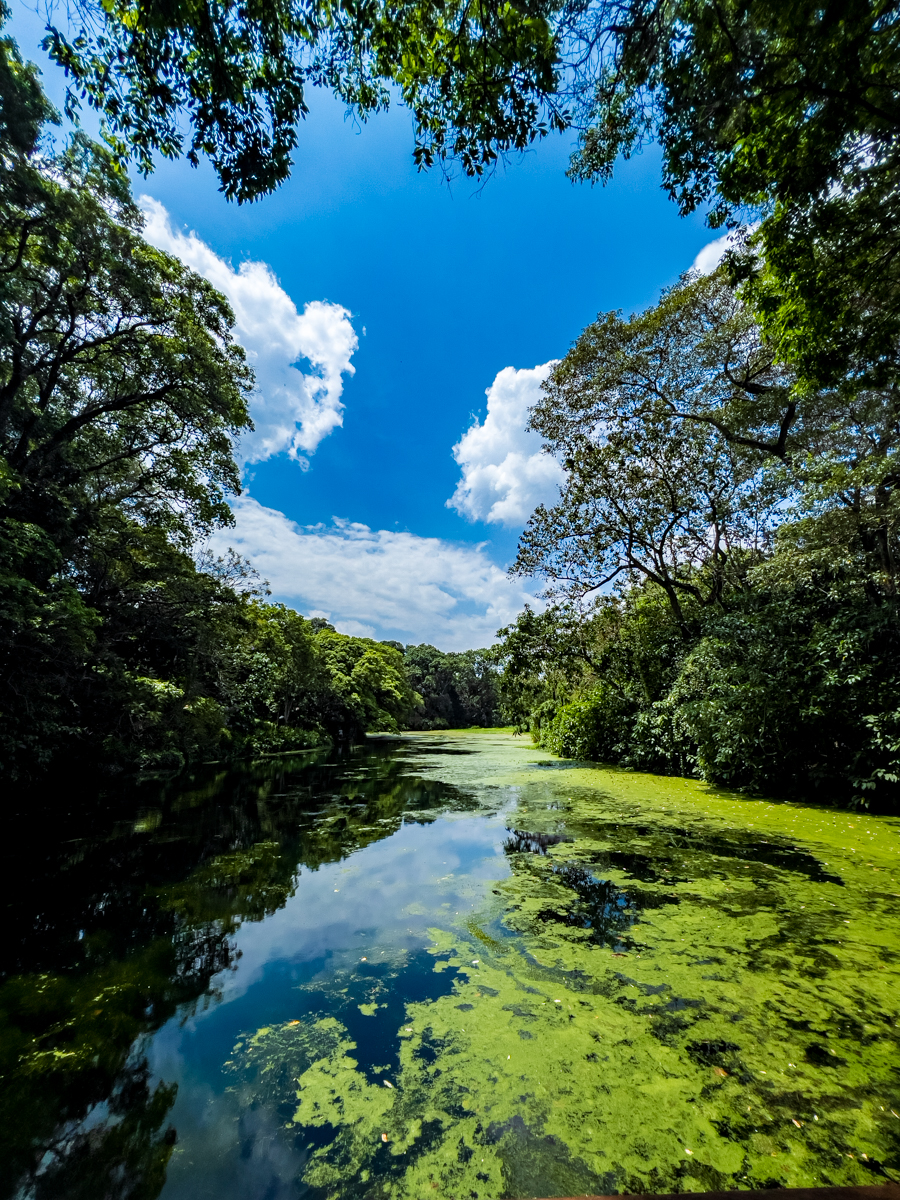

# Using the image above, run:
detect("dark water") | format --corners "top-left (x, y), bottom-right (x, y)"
top-left (3, 733), bottom-right (899, 1199)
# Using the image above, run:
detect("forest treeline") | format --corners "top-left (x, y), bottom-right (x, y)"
top-left (2, 1), bottom-right (899, 808)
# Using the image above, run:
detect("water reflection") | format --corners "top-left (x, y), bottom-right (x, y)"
top-left (503, 829), bottom-right (573, 855)
top-left (3, 736), bottom-right (899, 1200)
top-left (2, 743), bottom-right (477, 1200)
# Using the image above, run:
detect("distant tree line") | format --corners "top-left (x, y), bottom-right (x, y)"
top-left (402, 644), bottom-right (501, 730)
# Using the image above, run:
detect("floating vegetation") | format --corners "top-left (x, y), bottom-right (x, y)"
top-left (5, 732), bottom-right (900, 1199)
top-left (222, 734), bottom-right (900, 1199)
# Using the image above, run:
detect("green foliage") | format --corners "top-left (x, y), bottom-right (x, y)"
top-left (42, 0), bottom-right (565, 202)
top-left (502, 268), bottom-right (900, 811)
top-left (501, 556), bottom-right (900, 809)
top-left (568, 0), bottom-right (900, 390)
top-left (0, 28), bottom-right (259, 777)
top-left (403, 643), bottom-right (500, 729)
top-left (315, 632), bottom-right (420, 734)
top-left (23, 0), bottom-right (900, 393)
top-left (489, 602), bottom-right (610, 732)
top-left (0, 131), bottom-right (252, 547)
top-left (540, 683), bottom-right (635, 761)
top-left (0, 48), bottom-right (431, 781)
top-left (0, 508), bottom-right (100, 772)
top-left (677, 562), bottom-right (900, 808)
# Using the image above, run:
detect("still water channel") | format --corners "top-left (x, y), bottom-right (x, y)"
top-left (4, 731), bottom-right (900, 1199)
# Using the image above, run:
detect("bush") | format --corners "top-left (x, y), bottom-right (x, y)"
top-left (677, 593), bottom-right (900, 808)
top-left (541, 685), bottom-right (637, 761)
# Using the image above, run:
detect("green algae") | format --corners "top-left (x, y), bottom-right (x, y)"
top-left (225, 732), bottom-right (900, 1199)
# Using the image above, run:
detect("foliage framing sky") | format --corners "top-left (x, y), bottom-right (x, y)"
top-left (11, 3), bottom-right (723, 649)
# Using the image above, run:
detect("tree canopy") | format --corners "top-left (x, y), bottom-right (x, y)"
top-left (0, 38), bottom-right (449, 780)
top-left (568, 0), bottom-right (900, 388)
top-left (42, 0), bottom-right (564, 202)
top-left (403, 643), bottom-right (501, 729)
top-left (519, 270), bottom-right (900, 616)
top-left (31, 0), bottom-right (900, 390)
top-left (1, 138), bottom-right (252, 545)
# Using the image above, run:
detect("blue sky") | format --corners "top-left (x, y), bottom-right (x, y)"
top-left (11, 2), bottom-right (725, 648)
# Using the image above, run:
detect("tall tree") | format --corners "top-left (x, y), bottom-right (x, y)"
top-left (516, 273), bottom-right (786, 631)
top-left (0, 30), bottom-right (255, 774)
top-left (526, 271), bottom-right (900, 601)
top-left (566, 0), bottom-right (900, 389)
top-left (0, 142), bottom-right (253, 549)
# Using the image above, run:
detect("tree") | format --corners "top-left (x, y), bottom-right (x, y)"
top-left (523, 271), bottom-right (900, 608)
top-left (543, 271), bottom-right (798, 460)
top-left (488, 601), bottom-right (613, 731)
top-left (403, 643), bottom-right (500, 729)
top-left (29, 0), bottom-right (900, 390)
top-left (42, 0), bottom-right (564, 202)
top-left (0, 34), bottom-right (258, 775)
top-left (315, 632), bottom-right (420, 734)
top-left (516, 277), bottom-right (782, 632)
top-left (566, 0), bottom-right (900, 389)
top-left (0, 137), bottom-right (253, 549)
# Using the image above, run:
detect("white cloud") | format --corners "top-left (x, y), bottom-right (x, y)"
top-left (692, 231), bottom-right (733, 275)
top-left (692, 224), bottom-right (760, 274)
top-left (448, 363), bottom-right (564, 526)
top-left (210, 497), bottom-right (539, 650)
top-left (139, 197), bottom-right (357, 466)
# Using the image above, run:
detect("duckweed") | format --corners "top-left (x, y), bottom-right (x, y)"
top-left (225, 732), bottom-right (900, 1199)
top-left (5, 732), bottom-right (898, 1199)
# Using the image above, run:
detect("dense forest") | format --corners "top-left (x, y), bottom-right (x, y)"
top-left (2, 0), bottom-right (899, 809)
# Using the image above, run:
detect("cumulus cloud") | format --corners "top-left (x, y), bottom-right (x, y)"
top-left (448, 363), bottom-right (564, 526)
top-left (209, 497), bottom-right (539, 650)
top-left (692, 224), bottom-right (760, 274)
top-left (140, 197), bottom-right (357, 466)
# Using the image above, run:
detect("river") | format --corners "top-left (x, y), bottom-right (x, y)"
top-left (4, 731), bottom-right (900, 1199)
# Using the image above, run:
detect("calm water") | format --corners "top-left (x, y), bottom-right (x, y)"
top-left (4, 732), bottom-right (900, 1199)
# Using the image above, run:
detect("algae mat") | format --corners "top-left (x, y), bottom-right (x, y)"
top-left (198, 732), bottom-right (898, 1200)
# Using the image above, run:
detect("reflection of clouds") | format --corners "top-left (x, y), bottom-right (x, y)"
top-left (152, 1059), bottom-right (305, 1200)
top-left (214, 813), bottom-right (511, 1006)
top-left (148, 760), bottom-right (520, 1199)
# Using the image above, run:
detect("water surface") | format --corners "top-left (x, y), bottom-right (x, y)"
top-left (4, 732), bottom-right (900, 1199)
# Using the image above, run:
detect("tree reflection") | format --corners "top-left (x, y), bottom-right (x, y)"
top-left (2, 742), bottom-right (468, 1199)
